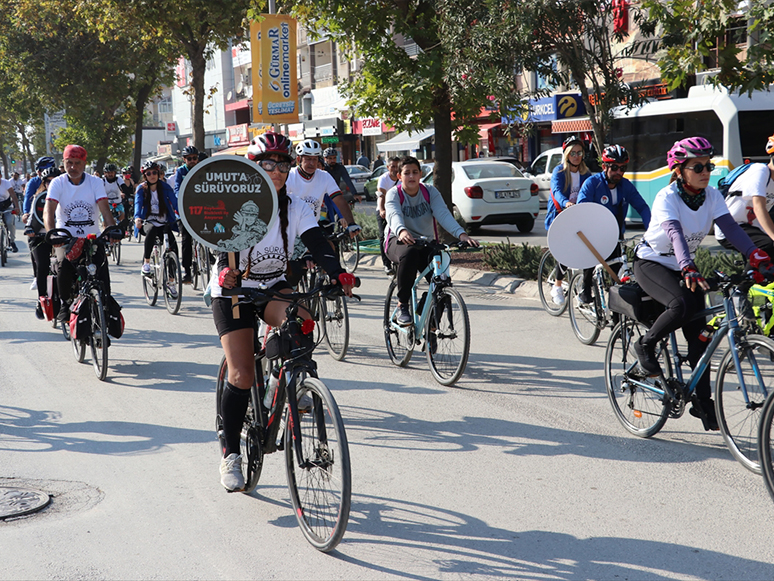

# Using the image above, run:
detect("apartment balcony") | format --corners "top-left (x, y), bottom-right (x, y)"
top-left (314, 63), bottom-right (333, 84)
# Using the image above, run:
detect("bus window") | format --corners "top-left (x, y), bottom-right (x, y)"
top-left (738, 110), bottom-right (774, 162)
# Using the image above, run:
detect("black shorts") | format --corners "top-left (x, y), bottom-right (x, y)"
top-left (211, 281), bottom-right (293, 337)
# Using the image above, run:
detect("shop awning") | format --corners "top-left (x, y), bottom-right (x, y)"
top-left (552, 117), bottom-right (593, 134)
top-left (377, 128), bottom-right (434, 153)
top-left (478, 122), bottom-right (501, 140)
top-left (213, 144), bottom-right (249, 157)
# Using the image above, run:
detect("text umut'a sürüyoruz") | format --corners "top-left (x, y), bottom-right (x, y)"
top-left (193, 172), bottom-right (264, 194)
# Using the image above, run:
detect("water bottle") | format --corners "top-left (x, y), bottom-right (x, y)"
top-left (263, 366), bottom-right (280, 410)
top-left (698, 323), bottom-right (715, 343)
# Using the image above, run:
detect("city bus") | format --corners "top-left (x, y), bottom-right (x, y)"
top-left (608, 84), bottom-right (774, 220)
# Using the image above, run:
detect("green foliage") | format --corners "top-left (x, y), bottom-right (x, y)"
top-left (694, 248), bottom-right (744, 279)
top-left (482, 240), bottom-right (543, 279)
top-left (351, 210), bottom-right (380, 241)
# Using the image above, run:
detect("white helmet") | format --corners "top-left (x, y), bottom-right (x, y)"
top-left (295, 139), bottom-right (322, 157)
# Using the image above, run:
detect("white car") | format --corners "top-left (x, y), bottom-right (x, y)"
top-left (524, 146), bottom-right (563, 210)
top-left (423, 161), bottom-right (539, 232)
top-left (345, 165), bottom-right (371, 195)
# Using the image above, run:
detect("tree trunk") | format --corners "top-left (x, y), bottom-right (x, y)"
top-left (17, 123), bottom-right (33, 175)
top-left (133, 81), bottom-right (155, 182)
top-left (432, 83), bottom-right (453, 215)
top-left (189, 48), bottom-right (207, 151)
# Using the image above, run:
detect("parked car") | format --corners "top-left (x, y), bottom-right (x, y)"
top-left (363, 165), bottom-right (388, 201)
top-left (468, 156), bottom-right (528, 173)
top-left (523, 147), bottom-right (563, 210)
top-left (345, 165), bottom-right (371, 196)
top-left (422, 160), bottom-right (539, 232)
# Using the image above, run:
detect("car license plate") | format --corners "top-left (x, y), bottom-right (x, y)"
top-left (495, 190), bottom-right (520, 199)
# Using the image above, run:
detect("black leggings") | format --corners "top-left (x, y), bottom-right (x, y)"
top-left (143, 224), bottom-right (178, 260)
top-left (31, 238), bottom-right (52, 297)
top-left (377, 214), bottom-right (391, 268)
top-left (634, 259), bottom-right (711, 399)
top-left (178, 219), bottom-right (192, 270)
top-left (385, 238), bottom-right (434, 305)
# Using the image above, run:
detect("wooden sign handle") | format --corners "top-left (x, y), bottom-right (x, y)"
top-left (228, 252), bottom-right (240, 319)
top-left (576, 231), bottom-right (620, 285)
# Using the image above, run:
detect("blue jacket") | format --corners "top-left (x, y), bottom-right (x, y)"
top-left (576, 171), bottom-right (651, 234)
top-left (544, 164), bottom-right (591, 230)
top-left (134, 181), bottom-right (179, 231)
top-left (23, 176), bottom-right (42, 214)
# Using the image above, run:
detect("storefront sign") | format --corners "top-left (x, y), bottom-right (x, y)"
top-left (321, 136), bottom-right (339, 144)
top-left (227, 123), bottom-right (249, 145)
top-left (250, 15), bottom-right (298, 124)
top-left (157, 143), bottom-right (172, 156)
top-left (361, 118), bottom-right (383, 136)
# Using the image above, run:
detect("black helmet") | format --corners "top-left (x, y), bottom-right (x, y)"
top-left (35, 156), bottom-right (55, 171)
top-left (198, 151), bottom-right (208, 162)
top-left (41, 167), bottom-right (60, 180)
top-left (601, 144), bottom-right (629, 164)
top-left (141, 160), bottom-right (159, 174)
top-left (182, 145), bottom-right (199, 157)
top-left (104, 163), bottom-right (118, 172)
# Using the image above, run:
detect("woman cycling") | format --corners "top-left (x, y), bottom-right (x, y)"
top-left (133, 160), bottom-right (179, 277)
top-left (25, 167), bottom-right (59, 319)
top-left (212, 132), bottom-right (355, 492)
top-left (544, 135), bottom-right (592, 305)
top-left (634, 136), bottom-right (774, 431)
top-left (384, 156), bottom-right (479, 325)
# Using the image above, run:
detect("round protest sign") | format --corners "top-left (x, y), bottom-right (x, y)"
top-left (547, 203), bottom-right (619, 269)
top-left (177, 155), bottom-right (278, 253)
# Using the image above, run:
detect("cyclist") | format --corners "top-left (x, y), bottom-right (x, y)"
top-left (377, 156), bottom-right (401, 275)
top-left (714, 134), bottom-right (774, 255)
top-left (11, 172), bottom-right (26, 202)
top-left (212, 132), bottom-right (356, 491)
top-left (576, 144), bottom-right (652, 304)
top-left (633, 136), bottom-right (774, 431)
top-left (174, 145), bottom-right (199, 284)
top-left (43, 145), bottom-right (120, 324)
top-left (102, 163), bottom-right (126, 229)
top-left (544, 135), bottom-right (592, 305)
top-left (0, 170), bottom-right (20, 253)
top-left (134, 160), bottom-right (179, 280)
top-left (384, 155), bottom-right (479, 325)
top-left (120, 166), bottom-right (135, 228)
top-left (323, 147), bottom-right (360, 205)
top-left (22, 156), bottom-right (56, 237)
top-left (25, 167), bottom-right (59, 319)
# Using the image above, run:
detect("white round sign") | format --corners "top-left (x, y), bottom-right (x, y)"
top-left (547, 203), bottom-right (620, 269)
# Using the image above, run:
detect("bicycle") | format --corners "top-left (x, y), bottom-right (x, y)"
top-left (215, 282), bottom-right (353, 552)
top-left (191, 240), bottom-right (212, 292)
top-left (0, 205), bottom-right (14, 267)
top-left (140, 223), bottom-right (182, 315)
top-left (604, 271), bottom-right (774, 473)
top-left (537, 248), bottom-right (573, 317)
top-left (568, 242), bottom-right (632, 345)
top-left (47, 226), bottom-right (123, 381)
top-left (383, 238), bottom-right (471, 386)
top-left (106, 203), bottom-right (123, 266)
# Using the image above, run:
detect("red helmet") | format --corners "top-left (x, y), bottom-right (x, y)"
top-left (246, 132), bottom-right (292, 162)
top-left (601, 145), bottom-right (629, 164)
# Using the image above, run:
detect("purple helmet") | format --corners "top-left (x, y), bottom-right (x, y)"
top-left (667, 137), bottom-right (714, 170)
top-left (246, 132), bottom-right (293, 162)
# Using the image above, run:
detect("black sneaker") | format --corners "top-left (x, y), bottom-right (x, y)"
top-left (633, 337), bottom-right (662, 376)
top-left (10, 241), bottom-right (18, 253)
top-left (690, 399), bottom-right (720, 431)
top-left (57, 303), bottom-right (70, 324)
top-left (182, 270), bottom-right (192, 285)
top-left (35, 302), bottom-right (44, 320)
top-left (395, 304), bottom-right (412, 326)
top-left (578, 290), bottom-right (593, 304)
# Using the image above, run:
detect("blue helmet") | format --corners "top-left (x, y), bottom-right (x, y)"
top-left (35, 156), bottom-right (56, 171)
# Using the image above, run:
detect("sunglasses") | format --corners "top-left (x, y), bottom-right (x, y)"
top-left (145, 170), bottom-right (159, 176)
top-left (686, 162), bottom-right (715, 174)
top-left (568, 151), bottom-right (583, 158)
top-left (260, 159), bottom-right (291, 174)
top-left (185, 156), bottom-right (198, 162)
top-left (606, 164), bottom-right (627, 173)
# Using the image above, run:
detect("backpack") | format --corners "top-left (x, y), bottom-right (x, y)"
top-left (383, 183), bottom-right (437, 252)
top-left (717, 163), bottom-right (771, 198)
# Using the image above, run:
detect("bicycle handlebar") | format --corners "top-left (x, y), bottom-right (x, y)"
top-left (412, 236), bottom-right (471, 251)
top-left (45, 225), bottom-right (124, 247)
top-left (221, 278), bottom-right (361, 308)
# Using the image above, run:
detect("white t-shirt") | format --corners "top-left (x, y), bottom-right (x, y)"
top-left (377, 172), bottom-right (399, 198)
top-left (0, 178), bottom-right (13, 202)
top-left (638, 182), bottom-right (729, 270)
top-left (10, 178), bottom-right (25, 195)
top-left (211, 194), bottom-right (318, 297)
top-left (47, 173), bottom-right (107, 237)
top-left (568, 171), bottom-right (581, 204)
top-left (103, 176), bottom-right (125, 206)
top-left (714, 163), bottom-right (774, 240)
top-left (286, 168), bottom-right (341, 220)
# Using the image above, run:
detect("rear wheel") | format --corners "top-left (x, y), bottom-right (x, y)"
top-left (569, 272), bottom-right (602, 345)
top-left (321, 294), bottom-right (349, 360)
top-left (71, 309), bottom-right (86, 362)
top-left (285, 377), bottom-right (351, 552)
top-left (163, 251), bottom-right (183, 315)
top-left (143, 248), bottom-right (159, 306)
top-left (0, 226), bottom-right (7, 266)
top-left (757, 393), bottom-right (774, 503)
top-left (89, 289), bottom-right (109, 381)
top-left (339, 235), bottom-right (359, 274)
top-left (425, 287), bottom-right (470, 386)
top-left (383, 280), bottom-right (414, 367)
top-left (537, 249), bottom-right (569, 317)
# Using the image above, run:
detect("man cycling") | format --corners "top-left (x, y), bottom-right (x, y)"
top-left (174, 145), bottom-right (199, 284)
top-left (576, 145), bottom-right (651, 303)
top-left (43, 145), bottom-right (120, 323)
top-left (715, 135), bottom-right (774, 255)
top-left (102, 163), bottom-right (126, 229)
top-left (0, 172), bottom-right (20, 252)
top-left (323, 147), bottom-right (360, 205)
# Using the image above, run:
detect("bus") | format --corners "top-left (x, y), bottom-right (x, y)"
top-left (608, 84), bottom-right (774, 221)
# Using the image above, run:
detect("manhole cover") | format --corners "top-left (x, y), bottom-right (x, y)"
top-left (0, 487), bottom-right (50, 519)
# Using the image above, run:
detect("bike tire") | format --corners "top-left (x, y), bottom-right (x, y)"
top-left (215, 355), bottom-right (265, 493)
top-left (757, 393), bottom-right (774, 503)
top-left (339, 235), bottom-right (359, 274)
top-left (143, 249), bottom-right (159, 306)
top-left (605, 319), bottom-right (671, 438)
top-left (163, 251), bottom-right (183, 315)
top-left (537, 250), bottom-right (568, 317)
top-left (113, 240), bottom-right (121, 266)
top-left (569, 272), bottom-right (602, 345)
top-left (0, 227), bottom-right (6, 267)
top-left (72, 325), bottom-right (86, 362)
top-left (89, 289), bottom-right (109, 381)
top-left (383, 279), bottom-right (414, 367)
top-left (715, 334), bottom-right (774, 474)
top-left (425, 287), bottom-right (470, 386)
top-left (321, 294), bottom-right (349, 361)
top-left (285, 376), bottom-right (351, 552)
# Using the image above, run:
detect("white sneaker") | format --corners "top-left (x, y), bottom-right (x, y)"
top-left (141, 263), bottom-right (151, 275)
top-left (550, 285), bottom-right (565, 306)
top-left (29, 278), bottom-right (37, 290)
top-left (219, 453), bottom-right (245, 491)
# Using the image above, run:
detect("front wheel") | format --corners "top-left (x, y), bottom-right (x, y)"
top-left (111, 240), bottom-right (121, 266)
top-left (285, 377), bottom-right (351, 552)
top-left (383, 279), bottom-right (414, 367)
top-left (143, 250), bottom-right (159, 306)
top-left (715, 334), bottom-right (774, 474)
top-left (425, 287), bottom-right (470, 386)
top-left (569, 272), bottom-right (602, 345)
top-left (605, 319), bottom-right (671, 438)
top-left (321, 294), bottom-right (349, 360)
top-left (339, 235), bottom-right (359, 274)
top-left (0, 226), bottom-right (6, 267)
top-left (757, 392), bottom-right (774, 503)
top-left (537, 250), bottom-right (569, 317)
top-left (72, 322), bottom-right (86, 362)
top-left (163, 251), bottom-right (182, 315)
top-left (89, 289), bottom-right (109, 381)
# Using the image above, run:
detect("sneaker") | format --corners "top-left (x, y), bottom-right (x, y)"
top-left (56, 303), bottom-right (70, 324)
top-left (297, 392), bottom-right (314, 414)
top-left (578, 290), bottom-right (593, 305)
top-left (10, 241), bottom-right (17, 253)
top-left (550, 285), bottom-right (565, 306)
top-left (35, 303), bottom-right (44, 320)
top-left (395, 303), bottom-right (412, 326)
top-left (384, 265), bottom-right (395, 276)
top-left (690, 399), bottom-right (720, 431)
top-left (141, 262), bottom-right (151, 275)
top-left (29, 278), bottom-right (37, 291)
top-left (633, 337), bottom-right (662, 376)
top-left (167, 282), bottom-right (178, 298)
top-left (182, 270), bottom-right (192, 285)
top-left (219, 453), bottom-right (245, 491)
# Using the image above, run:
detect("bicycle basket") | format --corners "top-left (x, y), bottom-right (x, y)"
top-left (608, 283), bottom-right (664, 326)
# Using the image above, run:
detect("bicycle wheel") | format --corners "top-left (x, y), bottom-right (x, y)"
top-left (425, 287), bottom-right (470, 386)
top-left (163, 251), bottom-right (183, 315)
top-left (215, 356), bottom-right (264, 493)
top-left (0, 226), bottom-right (6, 267)
top-left (89, 289), bottom-right (109, 381)
top-left (757, 393), bottom-right (774, 503)
top-left (605, 319), bottom-right (671, 437)
top-left (383, 279), bottom-right (414, 367)
top-left (111, 241), bottom-right (121, 266)
top-left (285, 377), bottom-right (351, 552)
top-left (715, 334), bottom-right (774, 473)
top-left (339, 235), bottom-right (359, 274)
top-left (197, 244), bottom-right (212, 291)
top-left (537, 250), bottom-right (569, 317)
top-left (321, 294), bottom-right (349, 360)
top-left (143, 249), bottom-right (159, 306)
top-left (71, 321), bottom-right (86, 362)
top-left (569, 272), bottom-right (602, 345)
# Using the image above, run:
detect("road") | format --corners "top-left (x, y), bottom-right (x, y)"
top-left (1, 236), bottom-right (773, 580)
